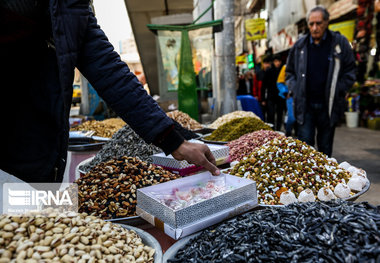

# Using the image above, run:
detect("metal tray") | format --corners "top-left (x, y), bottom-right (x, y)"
top-left (192, 128), bottom-right (216, 135)
top-left (163, 232), bottom-right (201, 262)
top-left (68, 142), bottom-right (105, 152)
top-left (69, 131), bottom-right (111, 142)
top-left (200, 134), bottom-right (229, 145)
top-left (118, 224), bottom-right (163, 263)
top-left (106, 216), bottom-right (146, 226)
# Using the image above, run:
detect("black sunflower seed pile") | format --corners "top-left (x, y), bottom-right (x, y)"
top-left (80, 125), bottom-right (162, 172)
top-left (169, 200), bottom-right (380, 263)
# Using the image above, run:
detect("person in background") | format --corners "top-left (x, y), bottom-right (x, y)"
top-left (253, 59), bottom-right (264, 104)
top-left (277, 65), bottom-right (296, 136)
top-left (237, 70), bottom-right (253, 96)
top-left (262, 55), bottom-right (284, 130)
top-left (0, 1), bottom-right (219, 183)
top-left (244, 71), bottom-right (254, 96)
top-left (272, 55), bottom-right (286, 131)
top-left (260, 57), bottom-right (272, 122)
top-left (359, 86), bottom-right (375, 127)
top-left (286, 5), bottom-right (356, 157)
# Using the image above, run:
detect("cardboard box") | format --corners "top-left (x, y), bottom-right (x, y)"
top-left (151, 144), bottom-right (230, 176)
top-left (136, 172), bottom-right (257, 239)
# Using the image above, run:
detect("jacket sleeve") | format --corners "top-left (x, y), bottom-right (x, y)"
top-left (285, 46), bottom-right (297, 94)
top-left (76, 11), bottom-right (184, 153)
top-left (337, 36), bottom-right (356, 94)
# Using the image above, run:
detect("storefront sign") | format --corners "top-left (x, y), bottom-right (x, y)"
top-left (329, 20), bottom-right (356, 42)
top-left (328, 0), bottom-right (357, 20)
top-left (236, 54), bottom-right (247, 65)
top-left (271, 24), bottom-right (298, 54)
top-left (245, 18), bottom-right (267, 41)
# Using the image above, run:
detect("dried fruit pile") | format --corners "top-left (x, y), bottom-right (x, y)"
top-left (76, 157), bottom-right (180, 219)
top-left (205, 117), bottom-right (272, 142)
top-left (0, 209), bottom-right (155, 262)
top-left (167, 110), bottom-right (202, 131)
top-left (229, 137), bottom-right (361, 205)
top-left (168, 200), bottom-right (380, 263)
top-left (228, 130), bottom-right (284, 161)
top-left (209, 110), bottom-right (260, 129)
top-left (70, 118), bottom-right (126, 138)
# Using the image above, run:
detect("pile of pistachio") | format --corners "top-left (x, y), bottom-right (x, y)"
top-left (0, 209), bottom-right (155, 262)
top-left (229, 137), bottom-right (352, 205)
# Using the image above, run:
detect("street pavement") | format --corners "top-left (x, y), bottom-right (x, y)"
top-left (332, 126), bottom-right (380, 205)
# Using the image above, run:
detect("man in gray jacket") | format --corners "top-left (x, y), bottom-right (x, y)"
top-left (286, 6), bottom-right (356, 156)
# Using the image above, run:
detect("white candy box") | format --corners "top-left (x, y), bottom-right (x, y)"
top-left (136, 172), bottom-right (257, 239)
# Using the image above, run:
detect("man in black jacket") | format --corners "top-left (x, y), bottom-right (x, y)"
top-left (0, 1), bottom-right (219, 183)
top-left (286, 6), bottom-right (356, 156)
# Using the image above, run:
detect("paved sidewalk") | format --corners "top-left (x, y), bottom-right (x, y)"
top-left (332, 126), bottom-right (380, 205)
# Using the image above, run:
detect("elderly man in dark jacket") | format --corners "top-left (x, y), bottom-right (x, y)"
top-left (0, 0), bottom-right (219, 183)
top-left (286, 6), bottom-right (356, 157)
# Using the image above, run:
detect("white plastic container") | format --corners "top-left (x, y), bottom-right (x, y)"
top-left (345, 111), bottom-right (359, 128)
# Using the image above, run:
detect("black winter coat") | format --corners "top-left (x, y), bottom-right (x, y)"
top-left (0, 0), bottom-right (182, 182)
top-left (285, 30), bottom-right (356, 126)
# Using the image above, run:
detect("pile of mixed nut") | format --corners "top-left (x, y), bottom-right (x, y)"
top-left (76, 157), bottom-right (181, 219)
top-left (0, 209), bottom-right (155, 262)
top-left (228, 137), bottom-right (368, 205)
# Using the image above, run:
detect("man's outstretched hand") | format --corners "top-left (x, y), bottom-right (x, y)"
top-left (172, 141), bottom-right (220, 176)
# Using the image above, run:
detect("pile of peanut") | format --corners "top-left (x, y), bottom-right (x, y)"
top-left (70, 118), bottom-right (126, 138)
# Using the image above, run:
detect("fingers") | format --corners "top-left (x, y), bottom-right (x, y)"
top-left (203, 145), bottom-right (216, 165)
top-left (199, 145), bottom-right (220, 176)
top-left (171, 141), bottom-right (220, 176)
top-left (198, 156), bottom-right (220, 176)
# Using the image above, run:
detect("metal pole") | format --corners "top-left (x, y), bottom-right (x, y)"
top-left (213, 2), bottom-right (223, 118)
top-left (213, 0), bottom-right (236, 116)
